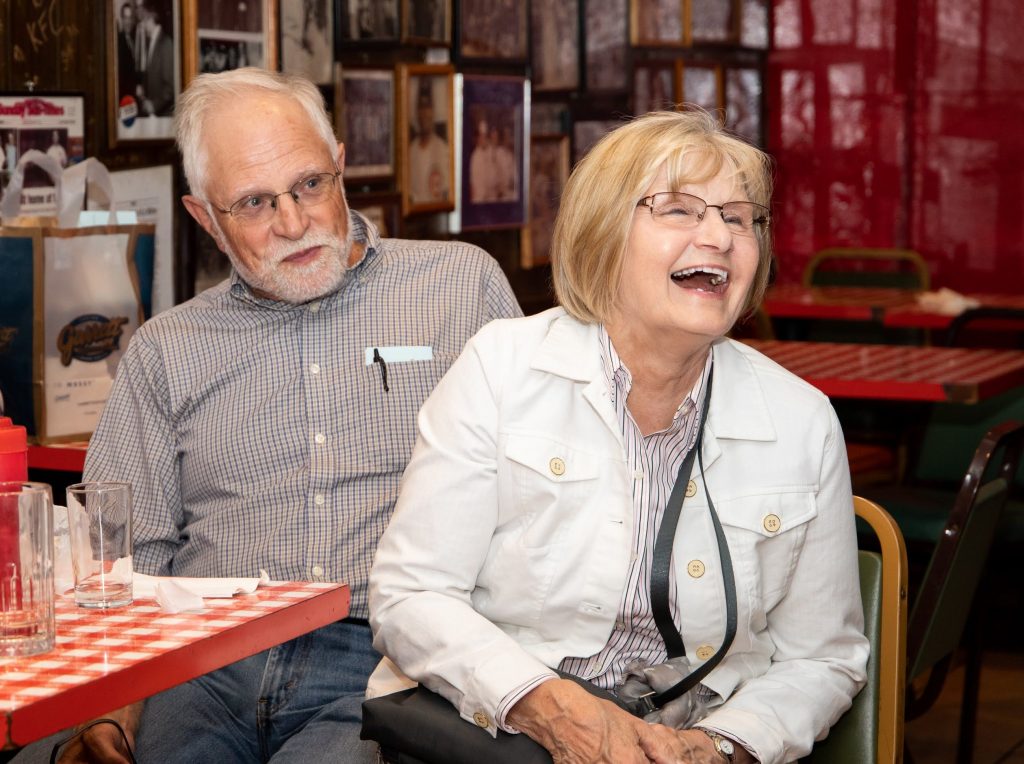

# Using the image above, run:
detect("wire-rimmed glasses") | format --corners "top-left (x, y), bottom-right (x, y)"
top-left (213, 171), bottom-right (342, 226)
top-left (636, 192), bottom-right (770, 236)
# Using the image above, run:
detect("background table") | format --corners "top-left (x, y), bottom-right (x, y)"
top-left (0, 581), bottom-right (349, 749)
top-left (27, 443), bottom-right (87, 473)
top-left (744, 340), bottom-right (1024, 403)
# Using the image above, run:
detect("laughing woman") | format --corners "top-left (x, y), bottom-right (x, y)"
top-left (369, 110), bottom-right (868, 764)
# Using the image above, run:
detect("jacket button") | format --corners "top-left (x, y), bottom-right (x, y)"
top-left (763, 514), bottom-right (781, 533)
top-left (685, 480), bottom-right (697, 498)
top-left (473, 712), bottom-right (491, 728)
top-left (695, 645), bottom-right (715, 661)
top-left (687, 560), bottom-right (705, 578)
top-left (549, 457), bottom-right (566, 476)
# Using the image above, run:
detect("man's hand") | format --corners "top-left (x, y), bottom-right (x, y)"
top-left (506, 679), bottom-right (693, 764)
top-left (56, 702), bottom-right (143, 764)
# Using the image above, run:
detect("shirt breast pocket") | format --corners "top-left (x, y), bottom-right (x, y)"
top-left (714, 490), bottom-right (818, 605)
top-left (503, 433), bottom-right (603, 549)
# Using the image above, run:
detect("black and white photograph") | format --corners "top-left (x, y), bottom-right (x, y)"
top-left (199, 37), bottom-right (263, 73)
top-left (402, 0), bottom-right (450, 45)
top-left (530, 0), bottom-right (579, 92)
top-left (460, 75), bottom-right (526, 230)
top-left (109, 0), bottom-right (181, 145)
top-left (280, 0), bottom-right (332, 85)
top-left (458, 0), bottom-right (527, 61)
top-left (340, 0), bottom-right (399, 40)
top-left (399, 64), bottom-right (454, 215)
top-left (585, 0), bottom-right (629, 92)
top-left (631, 0), bottom-right (684, 45)
top-left (184, 0), bottom-right (277, 82)
top-left (338, 68), bottom-right (394, 180)
top-left (522, 134), bottom-right (569, 268)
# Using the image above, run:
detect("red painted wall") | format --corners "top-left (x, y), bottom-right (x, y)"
top-left (767, 0), bottom-right (1024, 293)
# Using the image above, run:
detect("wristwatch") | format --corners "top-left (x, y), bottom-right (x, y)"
top-left (702, 729), bottom-right (736, 762)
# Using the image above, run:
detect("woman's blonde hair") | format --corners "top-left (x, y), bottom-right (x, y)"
top-left (551, 109), bottom-right (774, 324)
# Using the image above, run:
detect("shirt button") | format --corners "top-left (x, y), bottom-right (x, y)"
top-left (763, 514), bottom-right (782, 533)
top-left (311, 564), bottom-right (324, 577)
top-left (695, 644), bottom-right (715, 661)
top-left (687, 560), bottom-right (706, 578)
top-left (685, 480), bottom-right (697, 498)
top-left (308, 301), bottom-right (321, 313)
top-left (633, 469), bottom-right (644, 480)
top-left (473, 712), bottom-right (490, 728)
top-left (309, 363), bottom-right (321, 375)
top-left (549, 457), bottom-right (566, 476)
top-left (314, 433), bottom-right (326, 445)
top-left (314, 493), bottom-right (325, 506)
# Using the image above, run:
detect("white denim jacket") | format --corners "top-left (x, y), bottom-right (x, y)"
top-left (369, 308), bottom-right (868, 764)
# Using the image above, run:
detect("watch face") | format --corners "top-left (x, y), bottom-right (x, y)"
top-left (719, 738), bottom-right (735, 755)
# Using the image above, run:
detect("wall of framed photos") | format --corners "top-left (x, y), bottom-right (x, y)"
top-left (0, 0), bottom-right (768, 314)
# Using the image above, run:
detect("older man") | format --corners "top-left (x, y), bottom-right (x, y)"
top-left (34, 68), bottom-right (519, 763)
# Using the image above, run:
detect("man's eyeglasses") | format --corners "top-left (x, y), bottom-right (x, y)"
top-left (214, 171), bottom-right (342, 226)
top-left (636, 192), bottom-right (770, 236)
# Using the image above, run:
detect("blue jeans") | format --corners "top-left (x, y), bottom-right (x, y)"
top-left (13, 620), bottom-right (380, 764)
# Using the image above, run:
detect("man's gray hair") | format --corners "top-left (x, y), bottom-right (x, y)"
top-left (174, 67), bottom-right (337, 199)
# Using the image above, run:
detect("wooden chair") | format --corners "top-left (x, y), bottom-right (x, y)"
top-left (863, 420), bottom-right (1024, 763)
top-left (805, 496), bottom-right (908, 764)
top-left (803, 248), bottom-right (931, 290)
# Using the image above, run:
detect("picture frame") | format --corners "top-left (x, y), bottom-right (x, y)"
top-left (531, 102), bottom-right (570, 136)
top-left (584, 0), bottom-right (629, 92)
top-left (630, 0), bottom-right (684, 46)
top-left (0, 92), bottom-right (85, 214)
top-left (457, 0), bottom-right (528, 62)
top-left (572, 118), bottom-right (621, 165)
top-left (739, 0), bottom-right (769, 48)
top-left (349, 191), bottom-right (402, 237)
top-left (182, 0), bottom-right (279, 85)
top-left (689, 0), bottom-right (740, 44)
top-left (530, 0), bottom-right (579, 91)
top-left (522, 134), bottom-right (569, 269)
top-left (677, 61), bottom-right (724, 113)
top-left (459, 74), bottom-right (528, 231)
top-left (401, 0), bottom-right (451, 45)
top-left (633, 62), bottom-right (679, 115)
top-left (725, 67), bottom-right (763, 145)
top-left (398, 63), bottom-right (455, 216)
top-left (338, 0), bottom-right (400, 41)
top-left (108, 0), bottom-right (181, 145)
top-left (279, 0), bottom-right (333, 85)
top-left (337, 68), bottom-right (395, 181)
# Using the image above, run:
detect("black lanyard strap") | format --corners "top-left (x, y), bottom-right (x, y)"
top-left (640, 364), bottom-right (738, 713)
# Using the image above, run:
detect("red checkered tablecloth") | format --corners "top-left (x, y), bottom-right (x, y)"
top-left (0, 581), bottom-right (349, 749)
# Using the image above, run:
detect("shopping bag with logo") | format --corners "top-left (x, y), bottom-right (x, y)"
top-left (0, 152), bottom-right (155, 442)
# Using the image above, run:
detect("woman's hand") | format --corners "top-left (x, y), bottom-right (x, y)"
top-left (507, 679), bottom-right (694, 764)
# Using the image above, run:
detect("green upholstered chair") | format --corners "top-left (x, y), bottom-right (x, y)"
top-left (805, 496), bottom-right (908, 764)
top-left (802, 248), bottom-right (930, 290)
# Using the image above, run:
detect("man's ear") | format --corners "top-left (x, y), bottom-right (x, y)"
top-left (182, 195), bottom-right (227, 251)
top-left (336, 142), bottom-right (346, 173)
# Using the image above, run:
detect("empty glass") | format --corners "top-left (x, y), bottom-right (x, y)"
top-left (66, 481), bottom-right (133, 608)
top-left (0, 481), bottom-right (55, 656)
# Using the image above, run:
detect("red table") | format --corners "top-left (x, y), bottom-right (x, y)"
top-left (0, 581), bottom-right (350, 749)
top-left (883, 293), bottom-right (1024, 329)
top-left (763, 284), bottom-right (920, 321)
top-left (744, 340), bottom-right (1024, 403)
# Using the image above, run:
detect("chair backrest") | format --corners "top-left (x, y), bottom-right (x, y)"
top-left (805, 496), bottom-right (908, 764)
top-left (906, 420), bottom-right (1024, 684)
top-left (945, 306), bottom-right (1024, 348)
top-left (803, 248), bottom-right (930, 290)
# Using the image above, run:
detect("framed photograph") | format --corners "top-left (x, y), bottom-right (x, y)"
top-left (689, 0), bottom-right (739, 44)
top-left (572, 118), bottom-right (621, 165)
top-left (183, 0), bottom-right (279, 84)
top-left (633, 62), bottom-right (679, 115)
top-left (630, 0), bottom-right (684, 45)
top-left (0, 92), bottom-right (85, 215)
top-left (678, 61), bottom-right (723, 113)
top-left (109, 0), bottom-right (181, 145)
top-left (725, 67), bottom-right (763, 145)
top-left (522, 134), bottom-right (569, 269)
top-left (350, 192), bottom-right (401, 237)
top-left (398, 63), bottom-right (455, 216)
top-left (402, 0), bottom-right (451, 45)
top-left (460, 75), bottom-right (527, 230)
top-left (339, 0), bottom-right (399, 41)
top-left (739, 0), bottom-right (769, 48)
top-left (458, 0), bottom-right (528, 62)
top-left (280, 0), bottom-right (333, 85)
top-left (585, 0), bottom-right (629, 92)
top-left (337, 68), bottom-right (395, 180)
top-left (530, 0), bottom-right (579, 91)
top-left (531, 102), bottom-right (570, 135)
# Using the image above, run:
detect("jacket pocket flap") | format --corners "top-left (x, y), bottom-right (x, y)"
top-left (715, 490), bottom-right (818, 537)
top-left (504, 433), bottom-right (601, 483)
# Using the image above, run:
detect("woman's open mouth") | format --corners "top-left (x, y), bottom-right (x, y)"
top-left (671, 266), bottom-right (729, 294)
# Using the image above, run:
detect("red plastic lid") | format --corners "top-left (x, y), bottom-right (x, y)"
top-left (0, 418), bottom-right (27, 453)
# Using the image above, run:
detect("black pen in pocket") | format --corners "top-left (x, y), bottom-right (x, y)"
top-left (372, 347), bottom-right (390, 393)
